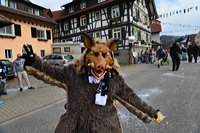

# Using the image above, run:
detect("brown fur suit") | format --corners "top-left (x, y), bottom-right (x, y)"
top-left (25, 34), bottom-right (163, 133)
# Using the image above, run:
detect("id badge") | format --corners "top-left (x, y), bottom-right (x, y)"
top-left (95, 93), bottom-right (108, 106)
top-left (0, 69), bottom-right (2, 72)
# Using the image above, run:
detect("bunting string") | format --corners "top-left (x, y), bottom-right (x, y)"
top-left (158, 5), bottom-right (198, 18)
top-left (162, 28), bottom-right (200, 33)
top-left (152, 21), bottom-right (200, 29)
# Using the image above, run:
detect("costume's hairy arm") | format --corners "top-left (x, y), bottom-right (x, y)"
top-left (26, 55), bottom-right (71, 89)
top-left (115, 77), bottom-right (164, 123)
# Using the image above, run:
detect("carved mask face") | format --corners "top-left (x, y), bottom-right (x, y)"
top-left (83, 33), bottom-right (118, 80)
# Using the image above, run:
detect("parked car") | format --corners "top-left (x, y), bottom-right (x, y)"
top-left (43, 54), bottom-right (74, 66)
top-left (0, 59), bottom-right (15, 79)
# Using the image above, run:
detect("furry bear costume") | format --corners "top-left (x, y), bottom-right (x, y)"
top-left (23, 33), bottom-right (164, 133)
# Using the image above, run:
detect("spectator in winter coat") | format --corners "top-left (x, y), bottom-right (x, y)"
top-left (187, 45), bottom-right (193, 63)
top-left (191, 44), bottom-right (199, 63)
top-left (0, 61), bottom-right (7, 95)
top-left (13, 54), bottom-right (34, 91)
top-left (170, 42), bottom-right (182, 71)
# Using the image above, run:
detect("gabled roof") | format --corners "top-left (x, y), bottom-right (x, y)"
top-left (0, 14), bottom-right (13, 28)
top-left (0, 5), bottom-right (57, 25)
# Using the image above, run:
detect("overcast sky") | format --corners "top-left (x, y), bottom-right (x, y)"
top-left (155, 0), bottom-right (200, 36)
top-left (31, 0), bottom-right (200, 36)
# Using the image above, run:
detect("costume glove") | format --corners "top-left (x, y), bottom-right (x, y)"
top-left (22, 44), bottom-right (35, 66)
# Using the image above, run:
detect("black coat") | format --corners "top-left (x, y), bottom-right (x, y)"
top-left (191, 45), bottom-right (200, 57)
top-left (170, 43), bottom-right (181, 60)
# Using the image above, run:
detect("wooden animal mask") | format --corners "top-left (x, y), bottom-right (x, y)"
top-left (83, 33), bottom-right (118, 80)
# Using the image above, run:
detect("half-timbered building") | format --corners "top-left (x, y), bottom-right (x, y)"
top-left (53, 0), bottom-right (158, 63)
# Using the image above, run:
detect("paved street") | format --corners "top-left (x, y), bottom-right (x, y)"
top-left (0, 59), bottom-right (200, 133)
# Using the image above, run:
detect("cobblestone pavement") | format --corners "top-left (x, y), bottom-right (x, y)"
top-left (0, 63), bottom-right (147, 124)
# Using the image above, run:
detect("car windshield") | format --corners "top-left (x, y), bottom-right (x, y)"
top-left (1, 60), bottom-right (12, 65)
top-left (64, 55), bottom-right (74, 60)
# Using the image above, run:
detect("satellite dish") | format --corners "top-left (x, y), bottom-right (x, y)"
top-left (129, 36), bottom-right (136, 43)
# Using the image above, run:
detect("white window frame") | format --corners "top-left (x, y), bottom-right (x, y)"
top-left (111, 6), bottom-right (120, 18)
top-left (95, 11), bottom-right (101, 20)
top-left (28, 7), bottom-right (33, 14)
top-left (0, 24), bottom-right (15, 36)
top-left (64, 22), bottom-right (69, 31)
top-left (5, 49), bottom-right (13, 59)
top-left (36, 28), bottom-right (47, 40)
top-left (113, 28), bottom-right (121, 39)
top-left (34, 9), bottom-right (40, 16)
top-left (40, 50), bottom-right (46, 57)
top-left (98, 0), bottom-right (106, 3)
top-left (95, 31), bottom-right (101, 38)
top-left (80, 15), bottom-right (87, 26)
top-left (9, 0), bottom-right (16, 8)
top-left (0, 0), bottom-right (8, 6)
top-left (69, 6), bottom-right (74, 13)
top-left (80, 1), bottom-right (86, 9)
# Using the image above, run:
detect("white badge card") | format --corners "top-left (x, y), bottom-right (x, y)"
top-left (95, 93), bottom-right (108, 106)
top-left (0, 69), bottom-right (2, 72)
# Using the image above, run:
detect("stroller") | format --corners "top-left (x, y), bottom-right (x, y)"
top-left (157, 53), bottom-right (169, 68)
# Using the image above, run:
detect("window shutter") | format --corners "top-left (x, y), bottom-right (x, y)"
top-left (131, 7), bottom-right (133, 17)
top-left (137, 9), bottom-right (140, 20)
top-left (121, 27), bottom-right (126, 40)
top-left (77, 16), bottom-right (80, 27)
top-left (132, 28), bottom-right (134, 35)
top-left (108, 30), bottom-right (112, 39)
top-left (86, 14), bottom-right (89, 24)
top-left (14, 24), bottom-right (21, 36)
top-left (31, 27), bottom-right (37, 38)
top-left (119, 4), bottom-right (124, 17)
top-left (107, 7), bottom-right (111, 19)
top-left (46, 30), bottom-right (51, 40)
top-left (80, 35), bottom-right (83, 42)
top-left (68, 20), bottom-right (71, 30)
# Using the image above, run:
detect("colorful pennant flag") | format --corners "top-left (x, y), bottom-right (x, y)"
top-left (158, 5), bottom-right (198, 18)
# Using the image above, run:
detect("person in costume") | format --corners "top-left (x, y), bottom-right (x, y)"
top-left (22, 33), bottom-right (164, 133)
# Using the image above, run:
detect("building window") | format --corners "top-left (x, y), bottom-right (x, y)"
top-left (64, 47), bottom-right (70, 52)
top-left (40, 50), bottom-right (46, 57)
top-left (69, 6), bottom-right (74, 13)
top-left (0, 0), bottom-right (8, 6)
top-left (113, 28), bottom-right (121, 39)
top-left (80, 1), bottom-right (86, 9)
top-left (80, 15), bottom-right (87, 26)
top-left (53, 48), bottom-right (61, 53)
top-left (95, 31), bottom-right (101, 38)
top-left (34, 9), bottom-right (40, 16)
top-left (9, 0), bottom-right (16, 8)
top-left (98, 0), bottom-right (106, 3)
top-left (111, 6), bottom-right (120, 18)
top-left (28, 7), bottom-right (33, 14)
top-left (36, 28), bottom-right (46, 40)
top-left (5, 49), bottom-right (12, 59)
top-left (64, 22), bottom-right (69, 31)
top-left (95, 11), bottom-right (101, 20)
top-left (0, 24), bottom-right (14, 36)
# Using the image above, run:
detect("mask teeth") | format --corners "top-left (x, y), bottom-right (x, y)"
top-left (88, 62), bottom-right (94, 68)
top-left (106, 65), bottom-right (112, 69)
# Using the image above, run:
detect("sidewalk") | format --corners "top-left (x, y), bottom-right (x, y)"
top-left (0, 63), bottom-right (147, 124)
